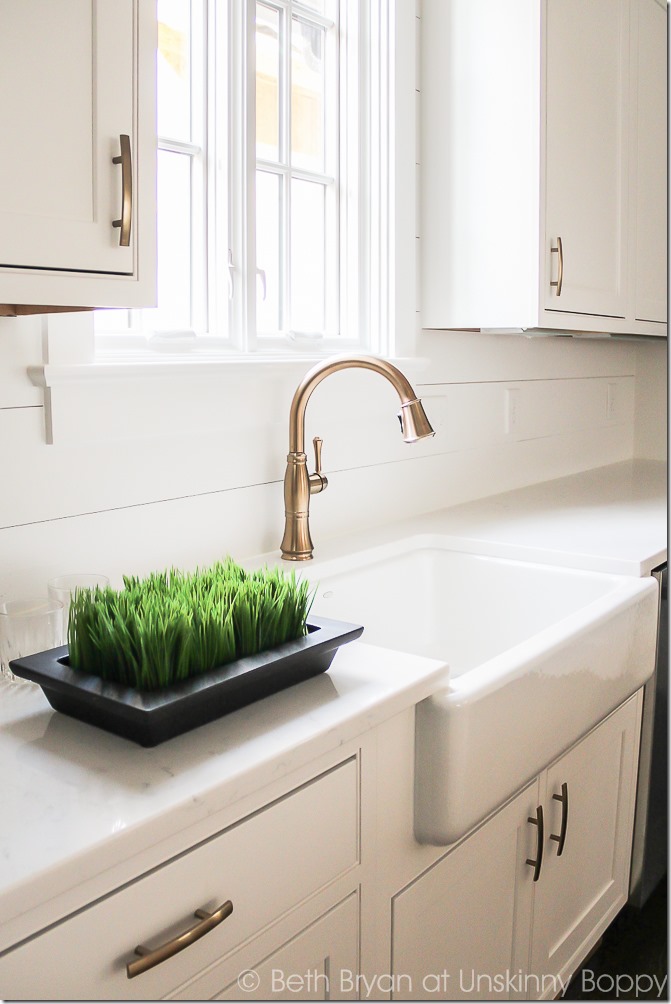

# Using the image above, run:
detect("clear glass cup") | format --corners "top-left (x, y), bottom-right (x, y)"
top-left (47, 574), bottom-right (111, 640)
top-left (0, 598), bottom-right (64, 684)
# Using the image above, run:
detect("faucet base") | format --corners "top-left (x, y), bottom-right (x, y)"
top-left (280, 511), bottom-right (314, 561)
top-left (281, 452), bottom-right (316, 561)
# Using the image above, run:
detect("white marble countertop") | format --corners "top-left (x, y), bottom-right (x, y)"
top-left (286, 459), bottom-right (667, 579)
top-left (0, 458), bottom-right (665, 954)
top-left (0, 643), bottom-right (447, 952)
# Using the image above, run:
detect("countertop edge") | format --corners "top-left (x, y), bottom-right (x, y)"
top-left (0, 646), bottom-right (447, 955)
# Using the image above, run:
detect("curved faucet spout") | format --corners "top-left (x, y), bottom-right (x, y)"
top-left (281, 354), bottom-right (435, 561)
top-left (288, 354), bottom-right (424, 453)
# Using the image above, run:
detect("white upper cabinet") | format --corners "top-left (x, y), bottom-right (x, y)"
top-left (420, 0), bottom-right (667, 337)
top-left (632, 0), bottom-right (667, 324)
top-left (0, 0), bottom-right (156, 309)
top-left (543, 0), bottom-right (630, 319)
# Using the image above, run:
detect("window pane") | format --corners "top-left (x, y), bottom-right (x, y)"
top-left (291, 19), bottom-right (325, 173)
top-left (143, 150), bottom-right (192, 332)
top-left (256, 4), bottom-right (280, 163)
top-left (94, 308), bottom-right (131, 332)
top-left (157, 0), bottom-right (191, 141)
top-left (256, 170), bottom-right (281, 334)
top-left (291, 179), bottom-right (325, 332)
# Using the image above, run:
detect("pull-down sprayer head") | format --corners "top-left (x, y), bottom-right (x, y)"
top-left (398, 398), bottom-right (435, 443)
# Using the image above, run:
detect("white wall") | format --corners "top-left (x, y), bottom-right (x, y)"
top-left (633, 339), bottom-right (667, 461)
top-left (0, 0), bottom-right (663, 598)
top-left (0, 313), bottom-right (642, 597)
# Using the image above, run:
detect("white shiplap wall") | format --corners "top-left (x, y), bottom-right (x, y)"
top-left (0, 0), bottom-right (663, 597)
top-left (0, 312), bottom-right (644, 596)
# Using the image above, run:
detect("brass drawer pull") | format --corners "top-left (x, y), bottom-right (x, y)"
top-left (526, 804), bottom-right (544, 882)
top-left (126, 900), bottom-right (233, 978)
top-left (550, 781), bottom-right (569, 856)
top-left (112, 134), bottom-right (132, 247)
top-left (550, 236), bottom-right (563, 295)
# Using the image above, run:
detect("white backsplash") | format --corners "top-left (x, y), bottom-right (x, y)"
top-left (0, 315), bottom-right (662, 597)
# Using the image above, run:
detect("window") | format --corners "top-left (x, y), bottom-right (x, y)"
top-left (96, 0), bottom-right (372, 354)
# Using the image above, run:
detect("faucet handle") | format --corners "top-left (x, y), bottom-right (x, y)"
top-left (313, 436), bottom-right (324, 476)
top-left (309, 436), bottom-right (328, 495)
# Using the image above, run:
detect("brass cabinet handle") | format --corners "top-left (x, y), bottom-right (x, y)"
top-left (112, 134), bottom-right (133, 247)
top-left (526, 804), bottom-right (544, 882)
top-left (126, 900), bottom-right (233, 978)
top-left (550, 236), bottom-right (563, 295)
top-left (550, 782), bottom-right (569, 856)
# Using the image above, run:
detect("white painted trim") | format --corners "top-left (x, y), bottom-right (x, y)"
top-left (29, 355), bottom-right (430, 389)
top-left (27, 351), bottom-right (430, 444)
top-left (390, 0), bottom-right (419, 356)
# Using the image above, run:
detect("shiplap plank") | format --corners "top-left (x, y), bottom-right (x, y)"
top-left (0, 376), bottom-right (635, 530)
top-left (1, 419), bottom-right (634, 597)
top-left (0, 316), bottom-right (44, 408)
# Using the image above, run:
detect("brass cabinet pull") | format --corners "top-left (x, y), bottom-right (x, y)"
top-left (126, 900), bottom-right (233, 978)
top-left (550, 236), bottom-right (563, 295)
top-left (112, 134), bottom-right (133, 247)
top-left (526, 804), bottom-right (544, 882)
top-left (550, 782), bottom-right (569, 856)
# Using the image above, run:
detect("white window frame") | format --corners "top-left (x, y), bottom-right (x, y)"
top-left (95, 0), bottom-right (394, 358)
top-left (34, 0), bottom-right (424, 449)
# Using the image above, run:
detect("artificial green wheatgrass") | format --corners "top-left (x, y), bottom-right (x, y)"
top-left (67, 559), bottom-right (315, 691)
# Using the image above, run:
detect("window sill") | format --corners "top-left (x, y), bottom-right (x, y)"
top-left (28, 353), bottom-right (430, 389)
top-left (28, 353), bottom-right (430, 445)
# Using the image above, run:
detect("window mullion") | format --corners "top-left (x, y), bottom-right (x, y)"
top-left (234, 0), bottom-right (258, 351)
top-left (190, 0), bottom-right (207, 337)
top-left (324, 3), bottom-right (340, 337)
top-left (257, 158), bottom-right (334, 186)
top-left (281, 3), bottom-right (292, 337)
top-left (208, 0), bottom-right (225, 340)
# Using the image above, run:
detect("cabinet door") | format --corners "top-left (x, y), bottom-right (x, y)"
top-left (392, 785), bottom-right (536, 1001)
top-left (213, 894), bottom-right (359, 1001)
top-left (633, 0), bottom-right (667, 323)
top-left (543, 0), bottom-right (629, 318)
top-left (0, 0), bottom-right (134, 275)
top-left (529, 696), bottom-right (640, 982)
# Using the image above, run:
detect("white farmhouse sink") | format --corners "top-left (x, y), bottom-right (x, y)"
top-left (309, 535), bottom-right (659, 844)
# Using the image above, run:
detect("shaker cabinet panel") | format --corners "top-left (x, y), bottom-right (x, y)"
top-left (543, 0), bottom-right (629, 318)
top-left (633, 0), bottom-right (668, 323)
top-left (0, 1), bottom-right (133, 274)
top-left (529, 694), bottom-right (640, 983)
top-left (391, 786), bottom-right (536, 1001)
top-left (214, 894), bottom-right (360, 1001)
top-left (421, 0), bottom-right (666, 337)
top-left (0, 0), bottom-right (156, 307)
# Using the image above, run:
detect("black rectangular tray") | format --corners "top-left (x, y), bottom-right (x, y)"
top-left (10, 615), bottom-right (363, 746)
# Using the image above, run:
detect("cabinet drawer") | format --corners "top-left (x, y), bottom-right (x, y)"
top-left (0, 758), bottom-right (358, 1001)
top-left (180, 892), bottom-right (359, 1000)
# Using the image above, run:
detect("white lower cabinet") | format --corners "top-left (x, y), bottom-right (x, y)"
top-left (0, 696), bottom-right (643, 1002)
top-left (211, 893), bottom-right (359, 1001)
top-left (390, 694), bottom-right (641, 1001)
top-left (392, 786), bottom-right (535, 1001)
top-left (528, 693), bottom-right (641, 985)
top-left (0, 759), bottom-right (358, 1000)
